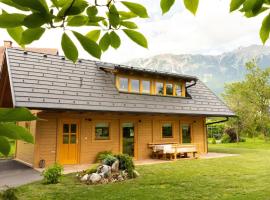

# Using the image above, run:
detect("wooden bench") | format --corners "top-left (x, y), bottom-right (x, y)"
top-left (148, 143), bottom-right (198, 160)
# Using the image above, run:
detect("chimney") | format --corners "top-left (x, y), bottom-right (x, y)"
top-left (4, 40), bottom-right (12, 48)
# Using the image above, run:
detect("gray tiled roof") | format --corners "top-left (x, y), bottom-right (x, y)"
top-left (6, 48), bottom-right (235, 116)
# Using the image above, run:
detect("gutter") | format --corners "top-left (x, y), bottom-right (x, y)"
top-left (185, 80), bottom-right (197, 89)
top-left (205, 117), bottom-right (229, 126)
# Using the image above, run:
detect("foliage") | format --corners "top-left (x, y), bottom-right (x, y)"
top-left (0, 187), bottom-right (18, 200)
top-left (0, 108), bottom-right (36, 156)
top-left (16, 140), bottom-right (270, 200)
top-left (212, 138), bottom-right (216, 144)
top-left (42, 163), bottom-right (63, 184)
top-left (85, 163), bottom-right (99, 174)
top-left (115, 154), bottom-right (134, 178)
top-left (102, 154), bottom-right (117, 166)
top-left (95, 150), bottom-right (113, 163)
top-left (207, 119), bottom-right (225, 139)
top-left (223, 60), bottom-right (270, 139)
top-left (1, 0), bottom-right (270, 62)
top-left (221, 134), bottom-right (231, 144)
top-left (224, 127), bottom-right (238, 142)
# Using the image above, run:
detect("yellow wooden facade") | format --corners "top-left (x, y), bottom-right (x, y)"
top-left (15, 111), bottom-right (207, 167)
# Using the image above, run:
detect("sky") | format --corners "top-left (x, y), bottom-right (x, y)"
top-left (0, 0), bottom-right (266, 63)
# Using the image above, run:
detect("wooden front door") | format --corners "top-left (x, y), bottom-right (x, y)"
top-left (59, 121), bottom-right (80, 164)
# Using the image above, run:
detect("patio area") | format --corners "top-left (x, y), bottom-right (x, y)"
top-left (35, 152), bottom-right (238, 174)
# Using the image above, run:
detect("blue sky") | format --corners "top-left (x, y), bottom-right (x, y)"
top-left (0, 0), bottom-right (266, 63)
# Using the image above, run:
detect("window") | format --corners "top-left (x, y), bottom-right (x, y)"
top-left (95, 122), bottom-right (110, 140)
top-left (182, 124), bottom-right (191, 143)
top-left (131, 79), bottom-right (140, 93)
top-left (166, 83), bottom-right (173, 95)
top-left (156, 82), bottom-right (164, 95)
top-left (119, 77), bottom-right (128, 91)
top-left (142, 80), bottom-right (150, 94)
top-left (175, 83), bottom-right (182, 96)
top-left (162, 123), bottom-right (173, 138)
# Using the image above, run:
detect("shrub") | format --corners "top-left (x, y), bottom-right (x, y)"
top-left (239, 137), bottom-right (246, 142)
top-left (115, 154), bottom-right (135, 178)
top-left (211, 138), bottom-right (216, 144)
top-left (85, 163), bottom-right (100, 174)
top-left (102, 154), bottom-right (117, 166)
top-left (0, 187), bottom-right (18, 200)
top-left (96, 151), bottom-right (113, 163)
top-left (221, 134), bottom-right (231, 143)
top-left (42, 163), bottom-right (63, 184)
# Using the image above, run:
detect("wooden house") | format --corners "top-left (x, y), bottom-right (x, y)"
top-left (0, 47), bottom-right (234, 167)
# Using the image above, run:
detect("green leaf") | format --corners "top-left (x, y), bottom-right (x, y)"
top-left (67, 15), bottom-right (88, 26)
top-left (242, 0), bottom-right (263, 12)
top-left (61, 33), bottom-right (78, 63)
top-left (11, 0), bottom-right (49, 14)
top-left (110, 31), bottom-right (121, 49)
top-left (0, 0), bottom-right (30, 11)
top-left (50, 0), bottom-right (59, 8)
top-left (0, 108), bottom-right (37, 122)
top-left (119, 11), bottom-right (137, 20)
top-left (0, 13), bottom-right (26, 28)
top-left (120, 21), bottom-right (138, 29)
top-left (183, 0), bottom-right (199, 15)
top-left (121, 1), bottom-right (149, 18)
top-left (245, 7), bottom-right (268, 17)
top-left (0, 123), bottom-right (34, 143)
top-left (86, 30), bottom-right (101, 42)
top-left (73, 31), bottom-right (101, 59)
top-left (0, 136), bottom-right (10, 156)
top-left (99, 33), bottom-right (111, 52)
top-left (21, 28), bottom-right (45, 45)
top-left (86, 6), bottom-right (98, 16)
top-left (230, 0), bottom-right (245, 12)
top-left (260, 13), bottom-right (270, 44)
top-left (57, 0), bottom-right (88, 18)
top-left (123, 29), bottom-right (148, 48)
top-left (88, 16), bottom-right (105, 23)
top-left (160, 0), bottom-right (175, 14)
top-left (108, 4), bottom-right (120, 28)
top-left (23, 13), bottom-right (49, 28)
top-left (7, 26), bottom-right (24, 46)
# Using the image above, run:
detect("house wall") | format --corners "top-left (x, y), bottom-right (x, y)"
top-left (15, 121), bottom-right (36, 166)
top-left (34, 111), bottom-right (207, 167)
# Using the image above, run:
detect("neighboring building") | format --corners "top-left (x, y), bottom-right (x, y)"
top-left (0, 47), bottom-right (234, 168)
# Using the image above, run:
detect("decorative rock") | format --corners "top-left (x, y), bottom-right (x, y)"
top-left (111, 160), bottom-right (119, 172)
top-left (133, 170), bottom-right (140, 178)
top-left (117, 174), bottom-right (124, 181)
top-left (89, 173), bottom-right (102, 184)
top-left (97, 165), bottom-right (112, 178)
top-left (80, 174), bottom-right (89, 182)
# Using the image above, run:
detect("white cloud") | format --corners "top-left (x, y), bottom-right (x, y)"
top-left (0, 0), bottom-right (266, 63)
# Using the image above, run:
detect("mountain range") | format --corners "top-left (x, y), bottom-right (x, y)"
top-left (124, 45), bottom-right (270, 95)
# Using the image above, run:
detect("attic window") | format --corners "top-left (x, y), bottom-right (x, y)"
top-left (116, 75), bottom-right (186, 97)
top-left (119, 77), bottom-right (128, 91)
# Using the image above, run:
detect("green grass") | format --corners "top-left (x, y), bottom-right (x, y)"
top-left (0, 141), bottom-right (15, 159)
top-left (16, 139), bottom-right (270, 200)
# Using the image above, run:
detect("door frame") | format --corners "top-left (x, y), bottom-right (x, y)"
top-left (57, 119), bottom-right (81, 165)
top-left (179, 121), bottom-right (193, 144)
top-left (119, 119), bottom-right (138, 160)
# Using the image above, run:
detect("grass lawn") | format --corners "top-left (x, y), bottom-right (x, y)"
top-left (0, 140), bottom-right (15, 159)
top-left (16, 139), bottom-right (270, 200)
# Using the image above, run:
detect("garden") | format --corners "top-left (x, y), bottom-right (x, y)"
top-left (2, 138), bottom-right (270, 200)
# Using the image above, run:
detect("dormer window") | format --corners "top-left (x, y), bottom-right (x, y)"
top-left (175, 83), bottom-right (182, 96)
top-left (131, 79), bottom-right (140, 93)
top-left (155, 82), bottom-right (164, 95)
top-left (142, 80), bottom-right (150, 94)
top-left (119, 77), bottom-right (128, 91)
top-left (116, 75), bottom-right (186, 97)
top-left (166, 83), bottom-right (173, 96)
